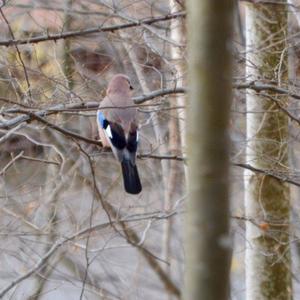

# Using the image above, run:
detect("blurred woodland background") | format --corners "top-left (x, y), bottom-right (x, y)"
top-left (0, 0), bottom-right (186, 299)
top-left (1, 0), bottom-right (300, 299)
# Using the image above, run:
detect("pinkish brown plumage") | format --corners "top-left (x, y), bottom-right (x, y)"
top-left (107, 74), bottom-right (132, 95)
top-left (97, 74), bottom-right (142, 194)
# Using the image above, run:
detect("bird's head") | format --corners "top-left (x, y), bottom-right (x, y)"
top-left (107, 74), bottom-right (133, 95)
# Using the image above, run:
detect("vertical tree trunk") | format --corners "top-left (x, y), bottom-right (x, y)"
top-left (169, 0), bottom-right (187, 181)
top-left (245, 2), bottom-right (292, 299)
top-left (183, 1), bottom-right (233, 300)
top-left (161, 4), bottom-right (186, 299)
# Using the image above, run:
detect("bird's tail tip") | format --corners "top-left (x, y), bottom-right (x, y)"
top-left (121, 160), bottom-right (142, 195)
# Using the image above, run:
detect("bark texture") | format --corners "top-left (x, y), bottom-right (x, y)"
top-left (183, 1), bottom-right (233, 300)
top-left (245, 2), bottom-right (292, 299)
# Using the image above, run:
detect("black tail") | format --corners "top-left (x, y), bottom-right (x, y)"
top-left (121, 160), bottom-right (142, 194)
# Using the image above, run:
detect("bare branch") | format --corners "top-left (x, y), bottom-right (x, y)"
top-left (234, 81), bottom-right (300, 100)
top-left (0, 7), bottom-right (32, 100)
top-left (26, 110), bottom-right (102, 146)
top-left (0, 87), bottom-right (186, 130)
top-left (233, 163), bottom-right (300, 187)
top-left (0, 12), bottom-right (185, 47)
top-left (82, 149), bottom-right (181, 298)
top-left (0, 151), bottom-right (24, 176)
top-left (134, 87), bottom-right (186, 104)
top-left (20, 155), bottom-right (60, 166)
top-left (138, 153), bottom-right (186, 161)
top-left (0, 123), bottom-right (25, 144)
top-left (0, 211), bottom-right (177, 298)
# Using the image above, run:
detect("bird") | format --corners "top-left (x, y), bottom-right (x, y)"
top-left (97, 74), bottom-right (142, 194)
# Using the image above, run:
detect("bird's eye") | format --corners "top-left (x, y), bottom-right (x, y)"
top-left (126, 78), bottom-right (133, 90)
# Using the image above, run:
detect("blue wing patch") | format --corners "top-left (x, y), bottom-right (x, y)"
top-left (97, 111), bottom-right (126, 148)
top-left (97, 111), bottom-right (106, 128)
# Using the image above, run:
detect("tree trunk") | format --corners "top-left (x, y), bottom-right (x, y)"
top-left (245, 2), bottom-right (292, 299)
top-left (169, 0), bottom-right (187, 181)
top-left (183, 1), bottom-right (233, 300)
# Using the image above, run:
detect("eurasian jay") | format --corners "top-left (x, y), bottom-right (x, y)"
top-left (97, 74), bottom-right (142, 194)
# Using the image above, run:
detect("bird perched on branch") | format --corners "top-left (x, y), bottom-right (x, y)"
top-left (97, 74), bottom-right (142, 194)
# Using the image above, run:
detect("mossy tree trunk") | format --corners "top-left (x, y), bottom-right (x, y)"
top-left (245, 2), bottom-right (292, 299)
top-left (183, 1), bottom-right (233, 300)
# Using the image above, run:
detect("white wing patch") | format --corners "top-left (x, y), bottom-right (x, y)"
top-left (105, 124), bottom-right (113, 139)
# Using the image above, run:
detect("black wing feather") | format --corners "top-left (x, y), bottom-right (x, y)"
top-left (108, 122), bottom-right (126, 150)
top-left (127, 130), bottom-right (138, 153)
top-left (101, 116), bottom-right (142, 194)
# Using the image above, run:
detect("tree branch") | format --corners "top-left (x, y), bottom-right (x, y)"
top-left (134, 87), bottom-right (186, 104)
top-left (0, 151), bottom-right (24, 176)
top-left (0, 87), bottom-right (186, 130)
top-left (234, 81), bottom-right (300, 100)
top-left (27, 112), bottom-right (102, 146)
top-left (0, 12), bottom-right (185, 47)
top-left (0, 7), bottom-right (32, 100)
top-left (233, 163), bottom-right (300, 187)
top-left (0, 211), bottom-right (177, 298)
top-left (138, 153), bottom-right (186, 161)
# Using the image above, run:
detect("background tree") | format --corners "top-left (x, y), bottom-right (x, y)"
top-left (244, 2), bottom-right (292, 299)
top-left (2, 1), bottom-right (300, 299)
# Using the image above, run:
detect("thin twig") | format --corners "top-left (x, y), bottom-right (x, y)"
top-left (77, 143), bottom-right (97, 300)
top-left (234, 81), bottom-right (300, 100)
top-left (0, 211), bottom-right (177, 298)
top-left (20, 155), bottom-right (60, 166)
top-left (0, 7), bottom-right (32, 101)
top-left (0, 151), bottom-right (24, 176)
top-left (26, 112), bottom-right (102, 146)
top-left (138, 153), bottom-right (186, 161)
top-left (84, 150), bottom-right (181, 297)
